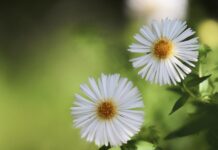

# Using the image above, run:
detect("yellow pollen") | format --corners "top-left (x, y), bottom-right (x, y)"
top-left (97, 100), bottom-right (117, 120)
top-left (153, 39), bottom-right (173, 59)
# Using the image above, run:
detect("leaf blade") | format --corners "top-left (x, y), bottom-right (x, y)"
top-left (165, 117), bottom-right (206, 140)
top-left (187, 75), bottom-right (211, 87)
top-left (169, 93), bottom-right (189, 115)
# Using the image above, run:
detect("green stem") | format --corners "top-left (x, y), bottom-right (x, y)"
top-left (182, 82), bottom-right (198, 99)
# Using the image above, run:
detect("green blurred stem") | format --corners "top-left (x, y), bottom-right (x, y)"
top-left (199, 64), bottom-right (204, 93)
top-left (182, 82), bottom-right (198, 99)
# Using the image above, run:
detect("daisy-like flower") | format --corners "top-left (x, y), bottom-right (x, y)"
top-left (128, 18), bottom-right (199, 85)
top-left (71, 74), bottom-right (144, 147)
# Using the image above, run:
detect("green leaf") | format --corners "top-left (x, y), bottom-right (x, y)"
top-left (206, 127), bottom-right (218, 150)
top-left (169, 93), bottom-right (189, 115)
top-left (211, 92), bottom-right (218, 104)
top-left (214, 77), bottom-right (218, 82)
top-left (121, 140), bottom-right (137, 150)
top-left (167, 86), bottom-right (183, 95)
top-left (199, 44), bottom-right (212, 54)
top-left (99, 145), bottom-right (111, 150)
top-left (187, 74), bottom-right (211, 87)
top-left (134, 126), bottom-right (160, 144)
top-left (155, 147), bottom-right (163, 150)
top-left (165, 115), bottom-right (207, 140)
top-left (199, 44), bottom-right (212, 57)
top-left (166, 101), bottom-right (218, 140)
top-left (165, 121), bottom-right (202, 140)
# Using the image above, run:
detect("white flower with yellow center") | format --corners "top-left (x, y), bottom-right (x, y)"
top-left (71, 74), bottom-right (144, 147)
top-left (129, 19), bottom-right (199, 85)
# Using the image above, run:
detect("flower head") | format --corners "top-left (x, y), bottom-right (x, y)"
top-left (71, 74), bottom-right (144, 146)
top-left (128, 18), bottom-right (199, 85)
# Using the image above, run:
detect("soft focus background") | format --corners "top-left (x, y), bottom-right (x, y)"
top-left (0, 0), bottom-right (218, 150)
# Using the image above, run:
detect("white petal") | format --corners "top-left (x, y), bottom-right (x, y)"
top-left (89, 77), bottom-right (102, 99)
top-left (140, 26), bottom-right (155, 42)
top-left (134, 34), bottom-right (152, 46)
top-left (74, 94), bottom-right (95, 106)
top-left (80, 84), bottom-right (98, 101)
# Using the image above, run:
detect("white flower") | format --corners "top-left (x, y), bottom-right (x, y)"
top-left (126, 0), bottom-right (188, 21)
top-left (128, 19), bottom-right (199, 85)
top-left (71, 74), bottom-right (144, 147)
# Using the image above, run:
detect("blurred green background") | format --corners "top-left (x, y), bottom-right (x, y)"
top-left (0, 0), bottom-right (218, 150)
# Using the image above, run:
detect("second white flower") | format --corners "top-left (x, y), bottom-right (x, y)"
top-left (129, 18), bottom-right (199, 85)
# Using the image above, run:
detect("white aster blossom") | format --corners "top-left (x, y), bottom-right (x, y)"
top-left (71, 74), bottom-right (144, 147)
top-left (128, 19), bottom-right (199, 85)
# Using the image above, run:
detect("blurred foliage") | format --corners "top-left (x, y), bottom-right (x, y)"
top-left (112, 44), bottom-right (217, 150)
top-left (165, 45), bottom-right (218, 150)
top-left (0, 0), bottom-right (218, 150)
top-left (165, 100), bottom-right (218, 150)
top-left (119, 126), bottom-right (160, 150)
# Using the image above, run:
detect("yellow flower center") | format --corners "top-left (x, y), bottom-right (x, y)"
top-left (153, 39), bottom-right (173, 59)
top-left (97, 100), bottom-right (117, 120)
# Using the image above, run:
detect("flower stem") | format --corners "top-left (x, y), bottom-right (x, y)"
top-left (182, 82), bottom-right (198, 99)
